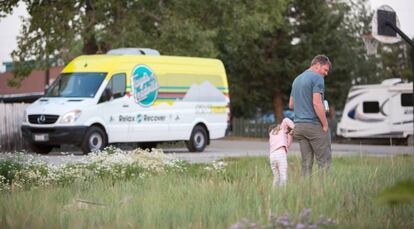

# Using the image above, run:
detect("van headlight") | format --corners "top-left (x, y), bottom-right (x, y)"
top-left (59, 110), bottom-right (81, 124)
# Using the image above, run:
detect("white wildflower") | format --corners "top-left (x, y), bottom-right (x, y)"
top-left (0, 147), bottom-right (184, 191)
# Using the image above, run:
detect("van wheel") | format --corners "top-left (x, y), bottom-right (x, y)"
top-left (407, 135), bottom-right (413, 146)
top-left (81, 126), bottom-right (107, 154)
top-left (26, 142), bottom-right (53, 154)
top-left (185, 125), bottom-right (208, 152)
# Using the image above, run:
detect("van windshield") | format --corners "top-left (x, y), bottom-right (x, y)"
top-left (45, 72), bottom-right (107, 98)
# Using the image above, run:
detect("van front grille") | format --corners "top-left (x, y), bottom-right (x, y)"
top-left (28, 115), bottom-right (59, 124)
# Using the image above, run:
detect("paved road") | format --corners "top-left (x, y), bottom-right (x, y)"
top-left (33, 138), bottom-right (414, 165)
top-left (169, 138), bottom-right (413, 163)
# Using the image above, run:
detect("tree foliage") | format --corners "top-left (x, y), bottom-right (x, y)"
top-left (223, 0), bottom-right (380, 119)
top-left (2, 0), bottom-right (409, 120)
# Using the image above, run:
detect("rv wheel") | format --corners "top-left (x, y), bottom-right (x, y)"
top-left (26, 142), bottom-right (53, 154)
top-left (185, 125), bottom-right (208, 152)
top-left (81, 126), bottom-right (107, 154)
top-left (407, 135), bottom-right (413, 146)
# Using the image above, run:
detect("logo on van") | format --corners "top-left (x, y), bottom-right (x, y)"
top-left (136, 114), bottom-right (166, 123)
top-left (132, 65), bottom-right (159, 107)
top-left (37, 115), bottom-right (46, 124)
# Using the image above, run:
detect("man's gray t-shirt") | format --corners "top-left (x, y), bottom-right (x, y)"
top-left (290, 70), bottom-right (324, 124)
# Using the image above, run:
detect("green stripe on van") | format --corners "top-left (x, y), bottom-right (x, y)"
top-left (157, 98), bottom-right (178, 101)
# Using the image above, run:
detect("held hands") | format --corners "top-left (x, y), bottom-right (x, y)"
top-left (322, 124), bottom-right (328, 133)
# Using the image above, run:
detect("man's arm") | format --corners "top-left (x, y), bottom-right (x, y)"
top-left (313, 93), bottom-right (328, 132)
top-left (289, 96), bottom-right (294, 110)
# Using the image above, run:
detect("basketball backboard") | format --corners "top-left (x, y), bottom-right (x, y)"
top-left (372, 5), bottom-right (401, 44)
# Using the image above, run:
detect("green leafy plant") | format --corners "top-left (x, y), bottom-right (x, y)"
top-left (377, 179), bottom-right (414, 205)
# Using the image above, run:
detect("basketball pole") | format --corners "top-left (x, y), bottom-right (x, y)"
top-left (385, 22), bottom-right (414, 121)
top-left (385, 21), bottom-right (414, 48)
top-left (384, 21), bottom-right (414, 79)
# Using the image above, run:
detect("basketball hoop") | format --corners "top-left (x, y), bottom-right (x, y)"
top-left (362, 34), bottom-right (379, 55)
top-left (371, 5), bottom-right (401, 44)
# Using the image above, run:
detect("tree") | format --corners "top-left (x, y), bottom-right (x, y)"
top-left (1, 0), bottom-right (384, 122)
top-left (1, 0), bottom-right (162, 86)
top-left (376, 42), bottom-right (412, 81)
top-left (216, 0), bottom-right (290, 119)
top-left (1, 1), bottom-right (78, 86)
top-left (238, 0), bottom-right (408, 120)
top-left (221, 0), bottom-right (379, 122)
top-left (1, 1), bottom-right (90, 86)
top-left (0, 0), bottom-right (231, 86)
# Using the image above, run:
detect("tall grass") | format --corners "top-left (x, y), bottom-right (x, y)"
top-left (1, 155), bottom-right (413, 228)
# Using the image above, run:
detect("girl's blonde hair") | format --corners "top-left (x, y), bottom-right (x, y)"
top-left (268, 124), bottom-right (294, 135)
top-left (268, 124), bottom-right (281, 135)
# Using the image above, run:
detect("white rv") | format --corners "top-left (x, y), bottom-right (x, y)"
top-left (336, 78), bottom-right (413, 145)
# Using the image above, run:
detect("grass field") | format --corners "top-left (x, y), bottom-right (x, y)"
top-left (0, 153), bottom-right (413, 228)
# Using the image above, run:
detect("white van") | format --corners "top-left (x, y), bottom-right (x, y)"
top-left (336, 78), bottom-right (413, 145)
top-left (21, 49), bottom-right (231, 154)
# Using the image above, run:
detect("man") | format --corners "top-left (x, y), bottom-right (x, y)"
top-left (289, 54), bottom-right (332, 176)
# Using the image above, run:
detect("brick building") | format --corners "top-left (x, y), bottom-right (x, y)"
top-left (0, 66), bottom-right (63, 103)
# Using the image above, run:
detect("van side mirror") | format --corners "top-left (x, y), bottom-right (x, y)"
top-left (99, 88), bottom-right (113, 103)
top-left (44, 86), bottom-right (50, 95)
top-left (112, 91), bottom-right (125, 99)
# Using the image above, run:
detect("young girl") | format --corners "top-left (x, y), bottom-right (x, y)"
top-left (268, 118), bottom-right (294, 187)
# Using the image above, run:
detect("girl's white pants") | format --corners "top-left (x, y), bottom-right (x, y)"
top-left (269, 149), bottom-right (287, 187)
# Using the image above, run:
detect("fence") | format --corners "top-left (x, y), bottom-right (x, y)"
top-left (0, 103), bottom-right (28, 152)
top-left (231, 117), bottom-right (339, 139)
top-left (231, 118), bottom-right (272, 138)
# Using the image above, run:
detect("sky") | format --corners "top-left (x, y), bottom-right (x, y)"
top-left (0, 0), bottom-right (413, 72)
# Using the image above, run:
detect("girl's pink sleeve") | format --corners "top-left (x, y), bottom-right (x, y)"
top-left (283, 118), bottom-right (295, 129)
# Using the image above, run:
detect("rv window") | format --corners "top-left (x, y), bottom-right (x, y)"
top-left (363, 101), bottom-right (380, 113)
top-left (401, 93), bottom-right (413, 107)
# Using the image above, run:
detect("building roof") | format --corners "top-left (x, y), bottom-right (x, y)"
top-left (0, 66), bottom-right (63, 103)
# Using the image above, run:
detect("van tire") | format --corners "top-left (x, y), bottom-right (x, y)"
top-left (185, 125), bottom-right (208, 152)
top-left (407, 135), bottom-right (413, 146)
top-left (81, 126), bottom-right (107, 154)
top-left (26, 142), bottom-right (53, 154)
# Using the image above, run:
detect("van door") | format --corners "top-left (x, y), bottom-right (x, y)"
top-left (96, 73), bottom-right (130, 143)
top-left (130, 105), bottom-right (170, 141)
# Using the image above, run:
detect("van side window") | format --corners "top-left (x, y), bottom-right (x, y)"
top-left (363, 101), bottom-right (380, 113)
top-left (401, 93), bottom-right (413, 107)
top-left (108, 73), bottom-right (126, 99)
